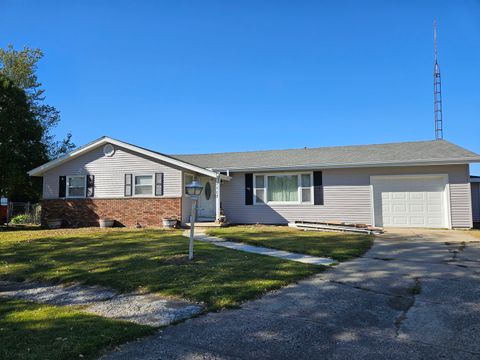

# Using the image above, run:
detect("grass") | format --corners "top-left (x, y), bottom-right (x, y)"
top-left (207, 225), bottom-right (374, 262)
top-left (0, 297), bottom-right (154, 360)
top-left (0, 228), bottom-right (322, 310)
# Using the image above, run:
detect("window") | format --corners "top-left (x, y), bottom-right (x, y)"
top-left (66, 176), bottom-right (86, 198)
top-left (205, 181), bottom-right (212, 200)
top-left (134, 175), bottom-right (153, 195)
top-left (253, 173), bottom-right (313, 205)
top-left (267, 175), bottom-right (298, 202)
top-left (301, 174), bottom-right (311, 203)
top-left (254, 175), bottom-right (265, 204)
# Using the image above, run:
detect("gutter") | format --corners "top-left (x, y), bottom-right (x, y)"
top-left (208, 158), bottom-right (480, 173)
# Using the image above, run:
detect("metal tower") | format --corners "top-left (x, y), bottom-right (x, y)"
top-left (434, 19), bottom-right (443, 140)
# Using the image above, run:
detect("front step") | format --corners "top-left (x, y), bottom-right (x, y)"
top-left (185, 222), bottom-right (230, 228)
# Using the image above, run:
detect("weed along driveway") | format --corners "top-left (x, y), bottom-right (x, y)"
top-left (104, 229), bottom-right (480, 360)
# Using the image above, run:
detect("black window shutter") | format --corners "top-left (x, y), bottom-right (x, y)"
top-left (124, 174), bottom-right (132, 196)
top-left (245, 173), bottom-right (253, 205)
top-left (155, 173), bottom-right (164, 196)
top-left (59, 176), bottom-right (66, 198)
top-left (313, 171), bottom-right (324, 205)
top-left (86, 175), bottom-right (95, 197)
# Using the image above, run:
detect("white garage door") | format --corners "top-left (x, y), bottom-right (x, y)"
top-left (372, 176), bottom-right (448, 228)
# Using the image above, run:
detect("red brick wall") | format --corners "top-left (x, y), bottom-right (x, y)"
top-left (41, 198), bottom-right (181, 228)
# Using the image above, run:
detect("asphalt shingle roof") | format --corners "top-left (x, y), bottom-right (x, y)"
top-left (172, 140), bottom-right (480, 171)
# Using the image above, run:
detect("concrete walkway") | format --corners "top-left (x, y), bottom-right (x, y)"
top-left (104, 229), bottom-right (480, 359)
top-left (182, 229), bottom-right (337, 266)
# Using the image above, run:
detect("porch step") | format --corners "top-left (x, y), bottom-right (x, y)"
top-left (185, 222), bottom-right (230, 228)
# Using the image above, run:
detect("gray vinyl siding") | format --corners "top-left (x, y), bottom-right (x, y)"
top-left (42, 145), bottom-right (182, 199)
top-left (472, 182), bottom-right (480, 223)
top-left (221, 164), bottom-right (472, 228)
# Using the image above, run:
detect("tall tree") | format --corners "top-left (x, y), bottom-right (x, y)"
top-left (0, 44), bottom-right (75, 159)
top-left (0, 74), bottom-right (47, 200)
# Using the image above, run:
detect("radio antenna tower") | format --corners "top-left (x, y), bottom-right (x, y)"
top-left (434, 19), bottom-right (443, 140)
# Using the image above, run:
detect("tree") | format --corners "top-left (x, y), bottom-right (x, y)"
top-left (0, 45), bottom-right (75, 159)
top-left (0, 73), bottom-right (48, 200)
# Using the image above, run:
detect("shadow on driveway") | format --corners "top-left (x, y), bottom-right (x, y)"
top-left (102, 229), bottom-right (480, 360)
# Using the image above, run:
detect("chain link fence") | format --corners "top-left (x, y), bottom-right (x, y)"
top-left (7, 202), bottom-right (41, 225)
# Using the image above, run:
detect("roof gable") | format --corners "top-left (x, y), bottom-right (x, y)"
top-left (28, 137), bottom-right (221, 178)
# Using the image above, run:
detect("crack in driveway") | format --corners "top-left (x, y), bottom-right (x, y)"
top-left (393, 277), bottom-right (421, 336)
top-left (102, 230), bottom-right (480, 360)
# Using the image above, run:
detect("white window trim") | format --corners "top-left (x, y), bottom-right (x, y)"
top-left (133, 174), bottom-right (155, 197)
top-left (253, 172), bottom-right (314, 205)
top-left (66, 175), bottom-right (87, 198)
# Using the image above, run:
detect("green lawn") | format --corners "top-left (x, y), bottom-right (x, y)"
top-left (0, 297), bottom-right (154, 360)
top-left (0, 228), bottom-right (322, 310)
top-left (207, 225), bottom-right (374, 261)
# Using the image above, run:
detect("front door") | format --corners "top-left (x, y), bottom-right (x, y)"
top-left (197, 177), bottom-right (216, 220)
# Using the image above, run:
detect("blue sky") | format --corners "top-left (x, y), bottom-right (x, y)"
top-left (2, 1), bottom-right (479, 173)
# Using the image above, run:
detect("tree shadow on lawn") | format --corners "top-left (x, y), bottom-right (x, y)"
top-left (0, 297), bottom-right (154, 360)
top-left (0, 230), bottom-right (323, 310)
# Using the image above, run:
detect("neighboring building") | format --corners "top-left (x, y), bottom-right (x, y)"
top-left (28, 136), bottom-right (480, 229)
top-left (0, 197), bottom-right (7, 224)
top-left (471, 176), bottom-right (480, 227)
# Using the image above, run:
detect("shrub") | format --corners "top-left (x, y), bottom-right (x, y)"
top-left (10, 214), bottom-right (31, 224)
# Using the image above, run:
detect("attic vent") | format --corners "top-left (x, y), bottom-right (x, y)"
top-left (103, 144), bottom-right (115, 157)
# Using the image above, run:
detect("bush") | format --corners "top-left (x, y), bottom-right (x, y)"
top-left (10, 214), bottom-right (32, 224)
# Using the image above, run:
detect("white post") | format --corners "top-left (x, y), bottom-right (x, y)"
top-left (215, 175), bottom-right (221, 223)
top-left (189, 198), bottom-right (197, 260)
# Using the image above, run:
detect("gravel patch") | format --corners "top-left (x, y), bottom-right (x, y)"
top-left (87, 293), bottom-right (203, 326)
top-left (0, 280), bottom-right (116, 304)
top-left (0, 280), bottom-right (203, 326)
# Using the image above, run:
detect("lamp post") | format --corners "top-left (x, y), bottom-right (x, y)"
top-left (185, 179), bottom-right (203, 260)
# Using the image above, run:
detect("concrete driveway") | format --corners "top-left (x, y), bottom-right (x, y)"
top-left (103, 229), bottom-right (480, 360)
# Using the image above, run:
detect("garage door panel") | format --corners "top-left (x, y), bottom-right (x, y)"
top-left (392, 204), bottom-right (407, 212)
top-left (409, 204), bottom-right (425, 212)
top-left (410, 217), bottom-right (427, 226)
top-left (427, 192), bottom-right (442, 200)
top-left (409, 192), bottom-right (425, 200)
top-left (373, 176), bottom-right (447, 228)
top-left (392, 193), bottom-right (407, 200)
top-left (393, 217), bottom-right (408, 225)
top-left (427, 217), bottom-right (443, 226)
top-left (427, 204), bottom-right (442, 212)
